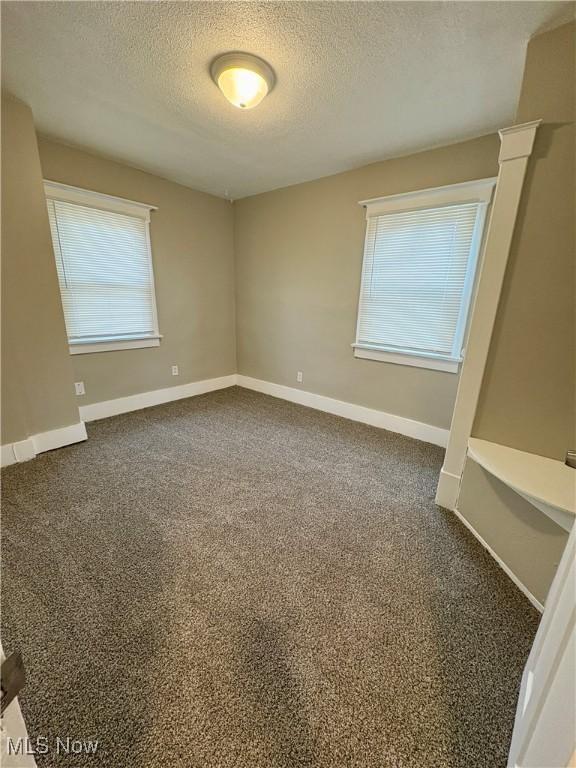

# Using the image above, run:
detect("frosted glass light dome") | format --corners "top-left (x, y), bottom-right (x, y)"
top-left (211, 53), bottom-right (275, 110)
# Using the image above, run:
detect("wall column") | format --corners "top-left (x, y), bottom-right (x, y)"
top-left (436, 120), bottom-right (541, 510)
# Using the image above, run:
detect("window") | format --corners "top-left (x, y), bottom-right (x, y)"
top-left (354, 178), bottom-right (495, 372)
top-left (44, 180), bottom-right (160, 354)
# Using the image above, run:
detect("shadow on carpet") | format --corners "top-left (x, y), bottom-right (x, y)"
top-left (1, 387), bottom-right (539, 767)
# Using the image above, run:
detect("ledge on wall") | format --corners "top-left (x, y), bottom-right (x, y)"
top-left (468, 438), bottom-right (575, 532)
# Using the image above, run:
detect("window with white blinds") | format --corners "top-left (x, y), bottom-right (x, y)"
top-left (44, 181), bottom-right (160, 354)
top-left (354, 179), bottom-right (495, 372)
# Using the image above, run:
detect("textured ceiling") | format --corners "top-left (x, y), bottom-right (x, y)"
top-left (1, 1), bottom-right (573, 199)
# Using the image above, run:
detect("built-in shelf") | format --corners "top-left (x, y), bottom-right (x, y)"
top-left (467, 438), bottom-right (576, 532)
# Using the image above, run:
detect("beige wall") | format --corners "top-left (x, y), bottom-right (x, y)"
top-left (474, 22), bottom-right (575, 459)
top-left (457, 23), bottom-right (575, 605)
top-left (457, 459), bottom-right (568, 606)
top-left (37, 138), bottom-right (236, 406)
top-left (3, 25), bottom-right (571, 451)
top-left (1, 95), bottom-right (79, 444)
top-left (234, 134), bottom-right (499, 429)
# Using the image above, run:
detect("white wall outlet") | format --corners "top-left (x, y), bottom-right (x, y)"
top-left (171, 365), bottom-right (179, 376)
top-left (296, 371), bottom-right (303, 383)
top-left (74, 381), bottom-right (85, 396)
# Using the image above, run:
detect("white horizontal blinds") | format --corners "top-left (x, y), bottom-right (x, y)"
top-left (357, 202), bottom-right (481, 358)
top-left (47, 199), bottom-right (156, 343)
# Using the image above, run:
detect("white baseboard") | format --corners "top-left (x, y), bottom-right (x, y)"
top-left (435, 467), bottom-right (462, 510)
top-left (12, 439), bottom-right (36, 463)
top-left (1, 443), bottom-right (26, 467)
top-left (32, 422), bottom-right (88, 453)
top-left (78, 372), bottom-right (448, 449)
top-left (236, 375), bottom-right (449, 447)
top-left (451, 505), bottom-right (544, 613)
top-left (3, 373), bottom-right (448, 465)
top-left (79, 374), bottom-right (237, 422)
top-left (1, 374), bottom-right (236, 465)
top-left (1, 422), bottom-right (87, 468)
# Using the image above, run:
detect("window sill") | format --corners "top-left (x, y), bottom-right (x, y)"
top-left (353, 344), bottom-right (460, 373)
top-left (69, 336), bottom-right (162, 355)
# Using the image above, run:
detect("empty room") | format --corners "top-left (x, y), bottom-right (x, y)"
top-left (1, 2), bottom-right (574, 766)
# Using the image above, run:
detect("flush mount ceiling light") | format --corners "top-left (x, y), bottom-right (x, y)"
top-left (210, 52), bottom-right (275, 110)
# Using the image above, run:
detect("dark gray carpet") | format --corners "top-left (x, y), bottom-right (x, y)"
top-left (1, 387), bottom-right (539, 767)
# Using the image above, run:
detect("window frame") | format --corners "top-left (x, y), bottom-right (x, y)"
top-left (353, 177), bottom-right (496, 373)
top-left (44, 180), bottom-right (161, 355)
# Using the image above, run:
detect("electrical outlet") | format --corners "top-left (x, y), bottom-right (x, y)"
top-left (171, 365), bottom-right (179, 376)
top-left (296, 371), bottom-right (303, 383)
top-left (74, 381), bottom-right (85, 396)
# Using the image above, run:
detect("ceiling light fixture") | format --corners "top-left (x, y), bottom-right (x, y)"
top-left (210, 52), bottom-right (275, 110)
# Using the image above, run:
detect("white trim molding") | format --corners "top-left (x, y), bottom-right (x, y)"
top-left (508, 525), bottom-right (576, 767)
top-left (79, 375), bottom-right (237, 422)
top-left (2, 374), bottom-right (450, 467)
top-left (70, 336), bottom-right (162, 355)
top-left (359, 177), bottom-right (497, 217)
top-left (1, 422), bottom-right (87, 468)
top-left (435, 119), bottom-right (541, 511)
top-left (435, 467), bottom-right (463, 510)
top-left (1, 442), bottom-right (34, 467)
top-left (237, 375), bottom-right (449, 447)
top-left (498, 121), bottom-right (543, 162)
top-left (353, 344), bottom-right (461, 373)
top-left (32, 422), bottom-right (87, 454)
top-left (44, 179), bottom-right (162, 354)
top-left (1, 377), bottom-right (237, 466)
top-left (355, 177), bottom-right (496, 374)
top-left (43, 179), bottom-right (157, 221)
